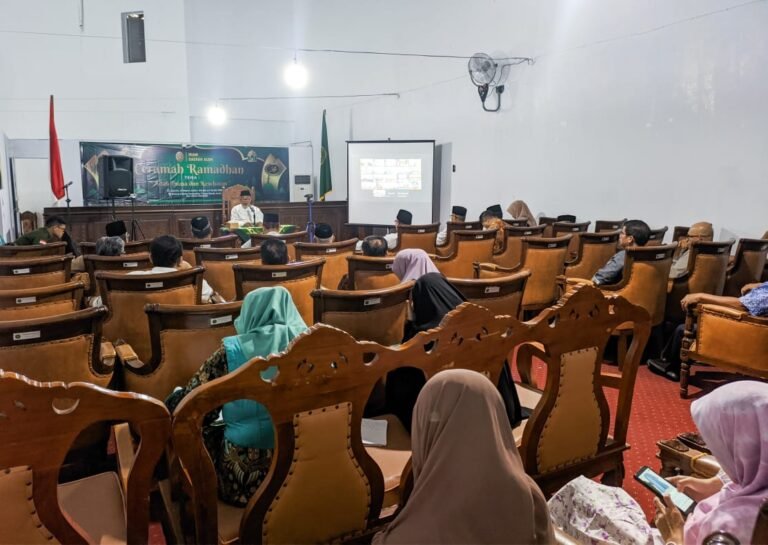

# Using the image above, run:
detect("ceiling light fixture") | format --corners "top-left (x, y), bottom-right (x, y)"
top-left (284, 54), bottom-right (308, 89)
top-left (207, 103), bottom-right (227, 126)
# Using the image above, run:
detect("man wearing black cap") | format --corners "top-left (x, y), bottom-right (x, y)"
top-left (313, 223), bottom-right (334, 244)
top-left (263, 212), bottom-right (280, 234)
top-left (485, 204), bottom-right (503, 219)
top-left (436, 205), bottom-right (468, 246)
top-left (230, 189), bottom-right (263, 226)
top-left (384, 209), bottom-right (412, 249)
top-left (105, 220), bottom-right (128, 238)
top-left (190, 216), bottom-right (212, 240)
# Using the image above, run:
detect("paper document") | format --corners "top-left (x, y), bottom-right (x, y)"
top-left (361, 418), bottom-right (388, 447)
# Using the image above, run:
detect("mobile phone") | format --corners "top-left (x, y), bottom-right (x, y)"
top-left (633, 466), bottom-right (696, 516)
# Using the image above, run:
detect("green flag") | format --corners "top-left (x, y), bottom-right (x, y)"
top-left (319, 109), bottom-right (332, 201)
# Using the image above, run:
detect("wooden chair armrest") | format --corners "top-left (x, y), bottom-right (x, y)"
top-left (114, 343), bottom-right (147, 369)
top-left (564, 276), bottom-right (593, 286)
top-left (473, 262), bottom-right (521, 279)
top-left (100, 341), bottom-right (117, 369)
top-left (113, 422), bottom-right (135, 493)
top-left (72, 271), bottom-right (91, 292)
top-left (698, 304), bottom-right (748, 319)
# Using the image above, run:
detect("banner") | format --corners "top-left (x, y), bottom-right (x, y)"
top-left (80, 142), bottom-right (290, 205)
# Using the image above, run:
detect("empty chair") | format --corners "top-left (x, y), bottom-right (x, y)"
top-left (538, 216), bottom-right (557, 237)
top-left (295, 238), bottom-right (358, 289)
top-left (553, 221), bottom-right (591, 261)
top-left (392, 223), bottom-right (440, 254)
top-left (346, 255), bottom-right (399, 290)
top-left (564, 231), bottom-right (621, 280)
top-left (0, 370), bottom-right (169, 545)
top-left (503, 218), bottom-right (529, 227)
top-left (447, 270), bottom-right (530, 317)
top-left (0, 306), bottom-right (115, 386)
top-left (249, 230), bottom-right (309, 261)
top-left (97, 267), bottom-right (204, 365)
top-left (0, 241), bottom-right (67, 258)
top-left (433, 229), bottom-right (497, 278)
top-left (493, 225), bottom-right (547, 269)
top-left (194, 246), bottom-right (261, 302)
top-left (179, 233), bottom-right (239, 265)
top-left (80, 239), bottom-right (151, 255)
top-left (83, 252), bottom-right (152, 297)
top-left (122, 302), bottom-right (242, 400)
top-left (646, 226), bottom-right (669, 245)
top-left (594, 219), bottom-right (626, 233)
top-left (435, 220), bottom-right (482, 256)
top-left (724, 238), bottom-right (768, 296)
top-left (233, 259), bottom-right (325, 325)
top-left (0, 280), bottom-right (84, 320)
top-left (312, 282), bottom-right (413, 345)
top-left (666, 240), bottom-right (734, 324)
top-left (0, 255), bottom-right (73, 290)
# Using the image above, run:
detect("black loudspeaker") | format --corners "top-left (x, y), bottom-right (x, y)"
top-left (99, 155), bottom-right (134, 199)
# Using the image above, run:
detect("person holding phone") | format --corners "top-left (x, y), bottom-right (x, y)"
top-left (548, 381), bottom-right (768, 545)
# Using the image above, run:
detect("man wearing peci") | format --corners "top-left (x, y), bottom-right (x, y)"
top-left (230, 189), bottom-right (263, 226)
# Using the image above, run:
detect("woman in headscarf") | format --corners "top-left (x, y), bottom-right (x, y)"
top-left (166, 286), bottom-right (308, 506)
top-left (549, 381), bottom-right (768, 545)
top-left (374, 369), bottom-right (554, 545)
top-left (507, 199), bottom-right (537, 227)
top-left (392, 248), bottom-right (439, 283)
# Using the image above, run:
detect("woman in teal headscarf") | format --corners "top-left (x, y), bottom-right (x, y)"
top-left (166, 286), bottom-right (308, 506)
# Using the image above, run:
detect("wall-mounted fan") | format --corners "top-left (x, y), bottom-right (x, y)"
top-left (468, 53), bottom-right (506, 112)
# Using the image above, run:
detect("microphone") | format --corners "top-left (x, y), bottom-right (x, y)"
top-left (64, 181), bottom-right (74, 187)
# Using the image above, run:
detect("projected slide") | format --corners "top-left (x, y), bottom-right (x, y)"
top-left (348, 141), bottom-right (435, 225)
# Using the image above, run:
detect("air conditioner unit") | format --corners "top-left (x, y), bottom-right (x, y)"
top-left (290, 175), bottom-right (314, 202)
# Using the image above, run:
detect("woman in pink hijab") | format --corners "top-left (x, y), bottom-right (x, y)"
top-left (392, 249), bottom-right (439, 282)
top-left (374, 369), bottom-right (554, 544)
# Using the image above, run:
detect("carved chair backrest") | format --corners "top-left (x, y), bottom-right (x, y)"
top-left (0, 242), bottom-right (67, 258)
top-left (180, 234), bottom-right (239, 265)
top-left (646, 226), bottom-right (669, 246)
top-left (517, 236), bottom-right (571, 309)
top-left (84, 253), bottom-right (153, 297)
top-left (447, 270), bottom-right (530, 318)
top-left (564, 231), bottom-right (620, 280)
top-left (346, 256), bottom-right (399, 290)
top-left (553, 221), bottom-right (592, 260)
top-left (250, 231), bottom-right (309, 261)
top-left (594, 220), bottom-right (626, 233)
top-left (0, 281), bottom-right (84, 321)
top-left (434, 230), bottom-right (496, 278)
top-left (80, 240), bottom-right (151, 256)
top-left (194, 246), bottom-right (262, 302)
top-left (0, 255), bottom-right (73, 290)
top-left (493, 225), bottom-right (547, 269)
top-left (393, 224), bottom-right (440, 254)
top-left (295, 239), bottom-right (359, 290)
top-left (438, 220), bottom-right (482, 251)
top-left (724, 238), bottom-right (768, 296)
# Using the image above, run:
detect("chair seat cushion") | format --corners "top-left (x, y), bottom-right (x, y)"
top-left (58, 472), bottom-right (126, 545)
top-left (365, 414), bottom-right (412, 507)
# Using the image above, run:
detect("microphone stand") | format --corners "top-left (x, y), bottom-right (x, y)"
top-left (305, 194), bottom-right (315, 242)
top-left (64, 181), bottom-right (73, 228)
top-left (62, 182), bottom-right (80, 256)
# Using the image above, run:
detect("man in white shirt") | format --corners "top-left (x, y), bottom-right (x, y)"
top-left (230, 189), bottom-right (263, 226)
top-left (435, 205), bottom-right (468, 247)
top-left (128, 235), bottom-right (221, 303)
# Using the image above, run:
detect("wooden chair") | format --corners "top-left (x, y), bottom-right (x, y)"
top-left (435, 220), bottom-right (482, 257)
top-left (233, 260), bottom-right (325, 325)
top-left (179, 234), bottom-right (239, 265)
top-left (83, 253), bottom-right (153, 297)
top-left (222, 184), bottom-right (253, 221)
top-left (295, 238), bottom-right (359, 289)
top-left (0, 306), bottom-right (115, 386)
top-left (0, 241), bottom-right (67, 258)
top-left (666, 240), bottom-right (734, 324)
top-left (646, 226), bottom-right (669, 246)
top-left (80, 240), bottom-right (152, 256)
top-left (0, 371), bottom-right (170, 545)
top-left (345, 256), bottom-right (399, 290)
top-left (20, 210), bottom-right (37, 233)
top-left (0, 255), bottom-right (73, 290)
top-left (122, 302), bottom-right (242, 401)
top-left (594, 219), bottom-right (626, 232)
top-left (194, 246), bottom-right (262, 302)
top-left (680, 302), bottom-right (768, 398)
top-left (564, 231), bottom-right (620, 280)
top-left (503, 218), bottom-right (529, 227)
top-left (723, 238), bottom-right (768, 296)
top-left (97, 268), bottom-right (203, 365)
top-left (0, 280), bottom-right (84, 321)
top-left (432, 229), bottom-right (497, 278)
top-left (447, 270), bottom-right (530, 317)
top-left (538, 216), bottom-right (557, 237)
top-left (476, 236), bottom-right (572, 316)
top-left (553, 221), bottom-right (591, 262)
top-left (492, 225), bottom-right (547, 269)
top-left (312, 282), bottom-right (413, 345)
top-left (249, 231), bottom-right (309, 261)
top-left (391, 223), bottom-right (440, 254)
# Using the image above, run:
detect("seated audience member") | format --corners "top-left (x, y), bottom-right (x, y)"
top-left (669, 222), bottom-right (714, 279)
top-left (263, 212), bottom-right (280, 233)
top-left (129, 235), bottom-right (219, 303)
top-left (485, 203), bottom-right (504, 219)
top-left (230, 189), bottom-right (263, 226)
top-left (361, 235), bottom-right (388, 257)
top-left (480, 210), bottom-right (507, 253)
top-left (507, 199), bottom-right (537, 227)
top-left (166, 287), bottom-right (308, 506)
top-left (105, 220), bottom-right (127, 238)
top-left (435, 205), bottom-right (468, 246)
top-left (392, 248), bottom-right (439, 283)
top-left (87, 236), bottom-right (127, 307)
top-left (260, 238), bottom-right (289, 265)
top-left (313, 222), bottom-right (334, 244)
top-left (385, 209), bottom-right (413, 249)
top-left (648, 280), bottom-right (768, 379)
top-left (549, 381), bottom-right (768, 545)
top-left (374, 370), bottom-right (553, 545)
top-left (14, 215), bottom-right (66, 245)
top-left (190, 216), bottom-right (213, 240)
top-left (591, 219), bottom-right (651, 285)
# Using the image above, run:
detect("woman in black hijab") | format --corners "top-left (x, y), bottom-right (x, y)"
top-left (388, 273), bottom-right (523, 431)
